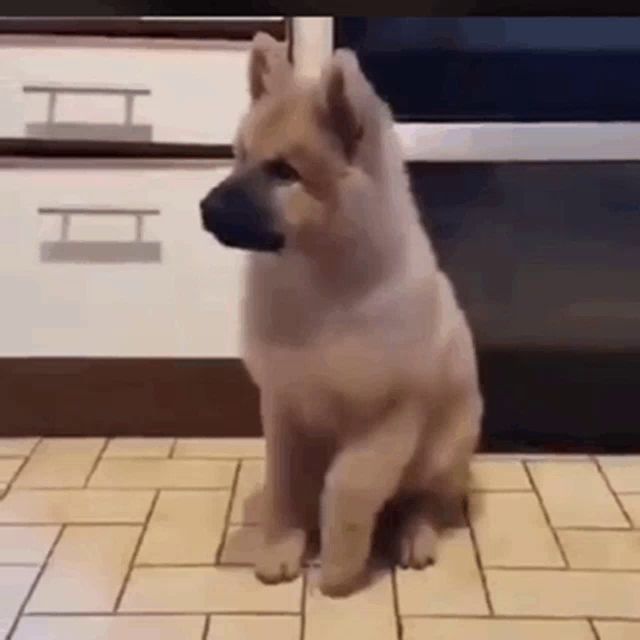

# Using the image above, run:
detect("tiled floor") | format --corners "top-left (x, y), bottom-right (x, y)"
top-left (0, 439), bottom-right (639, 639)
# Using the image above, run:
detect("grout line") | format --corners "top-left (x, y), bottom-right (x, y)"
top-left (24, 609), bottom-right (303, 617)
top-left (593, 457), bottom-right (634, 528)
top-left (484, 565), bottom-right (640, 574)
top-left (12, 486), bottom-right (234, 492)
top-left (0, 521), bottom-right (152, 527)
top-left (166, 456), bottom-right (266, 462)
top-left (113, 490), bottom-right (160, 612)
top-left (0, 439), bottom-right (41, 460)
top-left (168, 438), bottom-right (179, 459)
top-left (134, 561), bottom-right (219, 569)
top-left (469, 488), bottom-right (535, 494)
top-left (466, 500), bottom-right (494, 616)
top-left (484, 566), bottom-right (640, 574)
top-left (83, 439), bottom-right (110, 489)
top-left (391, 567), bottom-right (404, 640)
top-left (215, 461), bottom-right (242, 565)
top-left (217, 559), bottom-right (321, 569)
top-left (552, 526), bottom-right (635, 532)
top-left (27, 439), bottom-right (46, 458)
top-left (299, 567), bottom-right (307, 640)
top-left (523, 462), bottom-right (570, 567)
top-left (3, 456), bottom-right (31, 496)
top-left (21, 557), bottom-right (630, 574)
top-left (100, 455), bottom-right (178, 461)
top-left (202, 614), bottom-right (211, 640)
top-left (6, 524), bottom-right (66, 639)
top-left (589, 618), bottom-right (602, 640)
top-left (400, 613), bottom-right (640, 622)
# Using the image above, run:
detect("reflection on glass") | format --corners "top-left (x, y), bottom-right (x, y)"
top-left (410, 162), bottom-right (640, 348)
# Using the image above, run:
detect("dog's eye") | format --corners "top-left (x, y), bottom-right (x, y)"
top-left (265, 159), bottom-right (300, 182)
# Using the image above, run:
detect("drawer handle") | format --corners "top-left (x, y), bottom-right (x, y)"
top-left (23, 83), bottom-right (152, 142)
top-left (38, 206), bottom-right (161, 264)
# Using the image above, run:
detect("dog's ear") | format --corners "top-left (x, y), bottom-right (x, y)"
top-left (318, 49), bottom-right (377, 159)
top-left (248, 32), bottom-right (292, 101)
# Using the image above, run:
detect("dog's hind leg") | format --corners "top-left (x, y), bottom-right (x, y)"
top-left (396, 495), bottom-right (440, 569)
top-left (397, 390), bottom-right (481, 570)
top-left (319, 400), bottom-right (421, 596)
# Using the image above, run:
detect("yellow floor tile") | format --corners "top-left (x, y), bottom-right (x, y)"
top-left (230, 460), bottom-right (264, 525)
top-left (593, 621), bottom-right (640, 640)
top-left (0, 566), bottom-right (40, 637)
top-left (0, 438), bottom-right (39, 457)
top-left (0, 458), bottom-right (23, 484)
top-left (26, 525), bottom-right (140, 613)
top-left (13, 615), bottom-right (206, 640)
top-left (486, 569), bottom-right (640, 618)
top-left (598, 457), bottom-right (640, 493)
top-left (557, 530), bottom-right (640, 569)
top-left (403, 618), bottom-right (595, 640)
top-left (620, 494), bottom-right (640, 526)
top-left (103, 438), bottom-right (174, 459)
top-left (89, 459), bottom-right (236, 489)
top-left (120, 566), bottom-right (302, 613)
top-left (0, 489), bottom-right (154, 524)
top-left (527, 461), bottom-right (628, 528)
top-left (13, 438), bottom-right (105, 489)
top-left (472, 492), bottom-right (564, 567)
top-left (206, 615), bottom-right (300, 640)
top-left (174, 438), bottom-right (265, 459)
top-left (396, 528), bottom-right (489, 616)
top-left (220, 525), bottom-right (260, 565)
top-left (470, 460), bottom-right (531, 491)
top-left (136, 491), bottom-right (230, 565)
top-left (0, 525), bottom-right (60, 564)
top-left (305, 568), bottom-right (396, 640)
top-left (26, 525), bottom-right (141, 613)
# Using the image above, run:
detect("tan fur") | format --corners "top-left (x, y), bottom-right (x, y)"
top-left (237, 34), bottom-right (483, 596)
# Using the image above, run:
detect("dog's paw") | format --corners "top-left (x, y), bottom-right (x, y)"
top-left (319, 561), bottom-right (365, 598)
top-left (398, 520), bottom-right (438, 570)
top-left (255, 528), bottom-right (306, 584)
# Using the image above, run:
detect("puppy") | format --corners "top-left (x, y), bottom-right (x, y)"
top-left (200, 32), bottom-right (482, 597)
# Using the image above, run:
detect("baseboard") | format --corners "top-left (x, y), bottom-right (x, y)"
top-left (1, 351), bottom-right (639, 453)
top-left (0, 358), bottom-right (259, 438)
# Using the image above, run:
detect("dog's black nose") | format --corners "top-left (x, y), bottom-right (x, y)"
top-left (199, 181), bottom-right (285, 253)
top-left (200, 191), bottom-right (224, 231)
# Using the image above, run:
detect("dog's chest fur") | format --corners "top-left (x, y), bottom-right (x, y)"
top-left (243, 255), bottom-right (463, 433)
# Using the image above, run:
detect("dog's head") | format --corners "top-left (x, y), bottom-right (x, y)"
top-left (200, 32), bottom-right (391, 254)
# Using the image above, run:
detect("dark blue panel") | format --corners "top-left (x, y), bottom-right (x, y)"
top-left (335, 18), bottom-right (640, 122)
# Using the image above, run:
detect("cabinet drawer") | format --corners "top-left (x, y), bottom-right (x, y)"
top-left (0, 36), bottom-right (266, 147)
top-left (0, 161), bottom-right (246, 357)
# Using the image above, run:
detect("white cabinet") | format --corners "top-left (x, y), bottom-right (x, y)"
top-left (0, 37), bottom-right (253, 146)
top-left (0, 162), bottom-right (246, 357)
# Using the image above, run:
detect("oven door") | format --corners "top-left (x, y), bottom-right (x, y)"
top-left (331, 18), bottom-right (640, 451)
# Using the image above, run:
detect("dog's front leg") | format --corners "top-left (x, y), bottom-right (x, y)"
top-left (319, 400), bottom-right (420, 596)
top-left (255, 396), bottom-right (307, 584)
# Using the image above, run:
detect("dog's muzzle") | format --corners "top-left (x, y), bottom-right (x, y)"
top-left (200, 176), bottom-right (284, 253)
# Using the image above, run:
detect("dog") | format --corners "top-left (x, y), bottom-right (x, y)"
top-left (200, 32), bottom-right (483, 597)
